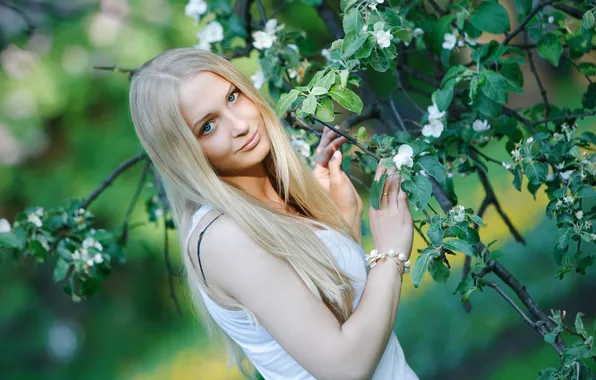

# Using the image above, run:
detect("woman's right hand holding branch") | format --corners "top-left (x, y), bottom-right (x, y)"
top-left (368, 159), bottom-right (414, 267)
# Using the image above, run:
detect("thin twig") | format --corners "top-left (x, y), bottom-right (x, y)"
top-left (485, 280), bottom-right (536, 327)
top-left (502, 0), bottom-right (559, 46)
top-left (119, 159), bottom-right (152, 243)
top-left (82, 153), bottom-right (147, 209)
top-left (524, 31), bottom-right (550, 117)
top-left (153, 166), bottom-right (182, 316)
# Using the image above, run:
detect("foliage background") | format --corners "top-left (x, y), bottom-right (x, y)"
top-left (0, 0), bottom-right (594, 379)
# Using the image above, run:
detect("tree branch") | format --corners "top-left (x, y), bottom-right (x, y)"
top-left (502, 0), bottom-right (559, 46)
top-left (82, 152), bottom-right (147, 209)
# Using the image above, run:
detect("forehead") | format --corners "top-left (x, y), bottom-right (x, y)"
top-left (178, 71), bottom-right (231, 114)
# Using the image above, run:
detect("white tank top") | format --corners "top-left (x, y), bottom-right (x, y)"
top-left (187, 204), bottom-right (419, 380)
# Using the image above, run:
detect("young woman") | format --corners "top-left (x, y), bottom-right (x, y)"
top-left (129, 47), bottom-right (418, 380)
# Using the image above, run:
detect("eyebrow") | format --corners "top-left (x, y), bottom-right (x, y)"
top-left (192, 83), bottom-right (236, 133)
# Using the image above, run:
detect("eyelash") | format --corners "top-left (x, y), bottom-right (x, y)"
top-left (199, 89), bottom-right (241, 136)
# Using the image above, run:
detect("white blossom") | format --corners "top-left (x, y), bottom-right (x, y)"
top-left (253, 31), bottom-right (277, 50)
top-left (321, 48), bottom-right (331, 61)
top-left (82, 237), bottom-right (103, 252)
top-left (526, 137), bottom-right (534, 144)
top-left (442, 33), bottom-right (457, 50)
top-left (264, 19), bottom-right (284, 35)
top-left (472, 119), bottom-right (490, 132)
top-left (37, 235), bottom-right (50, 251)
top-left (563, 195), bottom-right (574, 205)
top-left (428, 102), bottom-right (445, 120)
top-left (511, 149), bottom-right (521, 160)
top-left (184, 0), bottom-right (208, 22)
top-left (464, 32), bottom-right (477, 46)
top-left (155, 208), bottom-right (164, 217)
top-left (35, 207), bottom-right (44, 216)
top-left (71, 250), bottom-right (81, 260)
top-left (392, 144), bottom-right (414, 170)
top-left (376, 0), bottom-right (385, 3)
top-left (93, 253), bottom-right (104, 264)
top-left (421, 118), bottom-right (444, 138)
top-left (548, 16), bottom-right (555, 23)
top-left (0, 218), bottom-right (10, 233)
top-left (375, 30), bottom-right (392, 48)
top-left (575, 210), bottom-right (583, 220)
top-left (27, 213), bottom-right (43, 227)
top-left (251, 69), bottom-right (266, 89)
top-left (560, 170), bottom-right (574, 181)
top-left (502, 162), bottom-right (512, 170)
top-left (412, 28), bottom-right (424, 38)
top-left (287, 68), bottom-right (298, 79)
top-left (449, 205), bottom-right (466, 223)
top-left (195, 20), bottom-right (224, 50)
top-left (369, 3), bottom-right (377, 10)
top-left (591, 234), bottom-right (596, 241)
top-left (291, 138), bottom-right (311, 157)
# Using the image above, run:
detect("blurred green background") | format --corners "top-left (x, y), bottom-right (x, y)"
top-left (1, 0), bottom-right (595, 379)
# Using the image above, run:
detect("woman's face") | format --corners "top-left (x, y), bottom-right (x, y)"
top-left (178, 71), bottom-right (270, 176)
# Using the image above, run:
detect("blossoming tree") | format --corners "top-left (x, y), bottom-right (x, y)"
top-left (1, 0), bottom-right (596, 377)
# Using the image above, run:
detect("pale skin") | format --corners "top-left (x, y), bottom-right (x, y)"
top-left (180, 71), bottom-right (414, 379)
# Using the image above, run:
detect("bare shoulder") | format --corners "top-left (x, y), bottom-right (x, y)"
top-left (189, 210), bottom-right (274, 304)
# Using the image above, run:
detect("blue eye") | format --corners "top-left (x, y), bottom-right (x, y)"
top-left (199, 89), bottom-right (240, 136)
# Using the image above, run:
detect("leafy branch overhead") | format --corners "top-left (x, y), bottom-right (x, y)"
top-left (1, 0), bottom-right (595, 377)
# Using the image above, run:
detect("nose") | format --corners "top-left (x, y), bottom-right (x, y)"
top-left (222, 108), bottom-right (250, 137)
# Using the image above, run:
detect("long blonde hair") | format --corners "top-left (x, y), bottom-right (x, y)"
top-left (129, 47), bottom-right (359, 379)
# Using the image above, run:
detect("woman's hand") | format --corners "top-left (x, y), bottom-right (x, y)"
top-left (311, 126), bottom-right (363, 223)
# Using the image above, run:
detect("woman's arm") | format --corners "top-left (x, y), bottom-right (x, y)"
top-left (197, 216), bottom-right (404, 380)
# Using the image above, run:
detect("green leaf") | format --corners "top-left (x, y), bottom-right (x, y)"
top-left (470, 2), bottom-right (511, 34)
top-left (432, 87), bottom-right (454, 112)
top-left (582, 11), bottom-right (595, 30)
top-left (302, 93), bottom-right (318, 115)
top-left (524, 161), bottom-right (548, 185)
top-left (53, 258), bottom-right (70, 282)
top-left (319, 72), bottom-right (336, 91)
top-left (276, 89), bottom-right (300, 115)
top-left (556, 227), bottom-right (573, 249)
top-left (412, 248), bottom-right (436, 288)
top-left (577, 62), bottom-right (596, 76)
top-left (537, 34), bottom-right (563, 67)
top-left (513, 0), bottom-right (532, 15)
top-left (428, 257), bottom-right (450, 283)
top-left (401, 175), bottom-right (433, 209)
top-left (582, 83), bottom-right (596, 109)
top-left (417, 156), bottom-right (445, 183)
top-left (481, 70), bottom-right (509, 104)
top-left (343, 7), bottom-right (365, 34)
top-left (340, 0), bottom-right (358, 11)
top-left (443, 239), bottom-right (477, 257)
top-left (355, 35), bottom-right (375, 59)
top-left (427, 222), bottom-right (444, 246)
top-left (488, 250), bottom-right (504, 260)
top-left (311, 86), bottom-right (328, 96)
top-left (0, 232), bottom-right (19, 248)
top-left (329, 86), bottom-right (363, 114)
top-left (315, 97), bottom-right (335, 122)
top-left (500, 63), bottom-right (524, 93)
top-left (513, 165), bottom-right (523, 191)
top-left (468, 214), bottom-right (484, 226)
top-left (342, 31), bottom-right (367, 58)
top-left (575, 312), bottom-right (587, 338)
top-left (370, 173), bottom-right (388, 210)
top-left (576, 185), bottom-right (596, 199)
top-left (300, 0), bottom-right (323, 5)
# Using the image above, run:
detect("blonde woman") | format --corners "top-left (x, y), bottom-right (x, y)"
top-left (129, 47), bottom-right (418, 380)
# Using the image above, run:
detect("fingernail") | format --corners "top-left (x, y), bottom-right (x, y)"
top-left (331, 150), bottom-right (341, 160)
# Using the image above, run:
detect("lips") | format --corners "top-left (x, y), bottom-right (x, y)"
top-left (239, 131), bottom-right (258, 151)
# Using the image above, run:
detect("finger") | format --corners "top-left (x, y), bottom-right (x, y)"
top-left (328, 150), bottom-right (343, 188)
top-left (374, 159), bottom-right (388, 181)
top-left (381, 166), bottom-right (396, 209)
top-left (317, 125), bottom-right (341, 152)
top-left (388, 172), bottom-right (401, 208)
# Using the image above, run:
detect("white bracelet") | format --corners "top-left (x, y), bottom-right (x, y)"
top-left (367, 248), bottom-right (411, 274)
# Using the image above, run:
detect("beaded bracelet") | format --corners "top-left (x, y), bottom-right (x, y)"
top-left (367, 248), bottom-right (411, 274)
